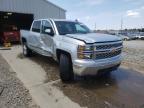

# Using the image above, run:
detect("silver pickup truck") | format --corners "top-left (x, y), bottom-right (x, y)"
top-left (21, 19), bottom-right (123, 82)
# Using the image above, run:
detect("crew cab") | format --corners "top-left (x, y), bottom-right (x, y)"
top-left (20, 19), bottom-right (123, 82)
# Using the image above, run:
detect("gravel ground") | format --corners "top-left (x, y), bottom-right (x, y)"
top-left (122, 40), bottom-right (144, 72)
top-left (0, 54), bottom-right (39, 108)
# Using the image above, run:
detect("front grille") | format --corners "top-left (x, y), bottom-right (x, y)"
top-left (96, 43), bottom-right (122, 50)
top-left (95, 50), bottom-right (122, 60)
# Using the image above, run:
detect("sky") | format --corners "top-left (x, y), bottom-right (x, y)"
top-left (48, 0), bottom-right (144, 30)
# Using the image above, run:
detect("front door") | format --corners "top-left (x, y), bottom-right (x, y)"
top-left (41, 20), bottom-right (54, 55)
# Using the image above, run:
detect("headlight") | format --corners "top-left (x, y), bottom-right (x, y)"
top-left (77, 45), bottom-right (94, 59)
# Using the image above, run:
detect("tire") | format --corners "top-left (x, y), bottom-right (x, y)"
top-left (0, 40), bottom-right (2, 45)
top-left (22, 42), bottom-right (32, 57)
top-left (59, 54), bottom-right (74, 82)
top-left (0, 39), bottom-right (4, 45)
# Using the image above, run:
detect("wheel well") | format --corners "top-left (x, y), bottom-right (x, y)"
top-left (56, 49), bottom-right (72, 63)
top-left (22, 37), bottom-right (27, 43)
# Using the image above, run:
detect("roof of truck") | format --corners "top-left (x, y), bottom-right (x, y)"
top-left (53, 19), bottom-right (76, 22)
top-left (34, 19), bottom-right (78, 22)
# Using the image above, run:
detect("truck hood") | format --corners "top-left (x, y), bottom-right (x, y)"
top-left (66, 33), bottom-right (121, 43)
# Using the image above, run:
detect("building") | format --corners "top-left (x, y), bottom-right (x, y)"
top-left (0, 0), bottom-right (66, 30)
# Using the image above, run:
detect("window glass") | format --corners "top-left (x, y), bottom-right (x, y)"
top-left (32, 21), bottom-right (41, 33)
top-left (42, 20), bottom-right (53, 34)
top-left (75, 24), bottom-right (87, 33)
top-left (55, 21), bottom-right (91, 35)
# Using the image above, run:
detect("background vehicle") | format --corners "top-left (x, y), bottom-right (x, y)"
top-left (21, 19), bottom-right (123, 82)
top-left (118, 34), bottom-right (130, 41)
top-left (0, 24), bottom-right (20, 44)
top-left (136, 33), bottom-right (144, 40)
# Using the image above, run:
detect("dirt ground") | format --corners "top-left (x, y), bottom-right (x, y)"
top-left (23, 40), bottom-right (144, 108)
top-left (122, 40), bottom-right (144, 73)
top-left (26, 56), bottom-right (144, 108)
top-left (0, 55), bottom-right (39, 108)
top-left (0, 40), bottom-right (144, 108)
top-left (0, 46), bottom-right (81, 108)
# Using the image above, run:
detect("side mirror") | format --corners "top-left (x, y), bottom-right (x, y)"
top-left (44, 28), bottom-right (54, 36)
top-left (45, 29), bottom-right (51, 33)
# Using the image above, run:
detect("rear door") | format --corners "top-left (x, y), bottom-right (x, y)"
top-left (29, 20), bottom-right (42, 52)
top-left (41, 20), bottom-right (54, 54)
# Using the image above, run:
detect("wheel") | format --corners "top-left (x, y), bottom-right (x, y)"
top-left (0, 39), bottom-right (4, 45)
top-left (0, 40), bottom-right (2, 45)
top-left (22, 42), bottom-right (32, 57)
top-left (59, 54), bottom-right (74, 82)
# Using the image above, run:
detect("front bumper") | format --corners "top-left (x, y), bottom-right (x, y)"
top-left (73, 55), bottom-right (122, 76)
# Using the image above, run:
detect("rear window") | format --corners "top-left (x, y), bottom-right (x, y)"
top-left (32, 21), bottom-right (41, 33)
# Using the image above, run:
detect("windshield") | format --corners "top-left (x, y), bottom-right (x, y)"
top-left (54, 21), bottom-right (91, 35)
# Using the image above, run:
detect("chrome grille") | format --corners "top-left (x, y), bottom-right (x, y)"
top-left (95, 50), bottom-right (122, 60)
top-left (94, 42), bottom-right (123, 60)
top-left (96, 43), bottom-right (122, 50)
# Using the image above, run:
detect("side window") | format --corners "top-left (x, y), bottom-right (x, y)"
top-left (32, 21), bottom-right (41, 33)
top-left (42, 20), bottom-right (53, 34)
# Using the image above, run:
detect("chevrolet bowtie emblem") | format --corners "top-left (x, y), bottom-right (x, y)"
top-left (111, 47), bottom-right (117, 53)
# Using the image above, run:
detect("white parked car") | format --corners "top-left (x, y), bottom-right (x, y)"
top-left (137, 35), bottom-right (144, 40)
top-left (118, 35), bottom-right (130, 41)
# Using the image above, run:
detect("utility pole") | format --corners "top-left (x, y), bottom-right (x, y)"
top-left (121, 17), bottom-right (123, 34)
top-left (95, 23), bottom-right (97, 31)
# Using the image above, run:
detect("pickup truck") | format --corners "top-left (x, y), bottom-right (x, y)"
top-left (20, 19), bottom-right (123, 82)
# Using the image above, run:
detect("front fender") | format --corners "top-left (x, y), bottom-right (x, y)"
top-left (53, 35), bottom-right (85, 62)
